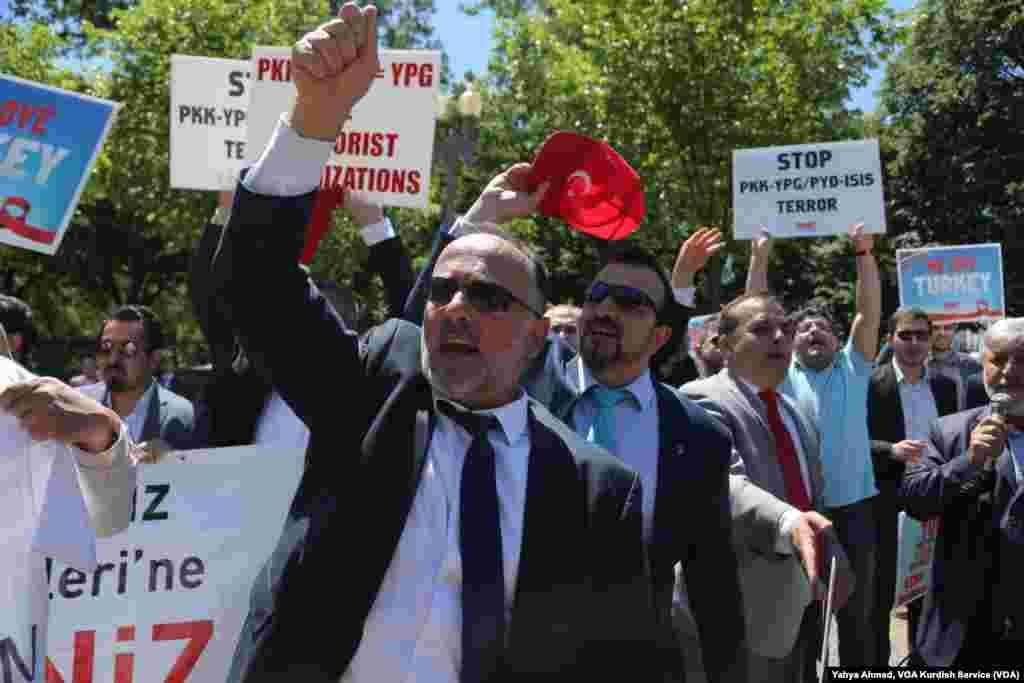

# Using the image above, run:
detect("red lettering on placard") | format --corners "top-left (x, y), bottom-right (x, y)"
top-left (952, 256), bottom-right (977, 272)
top-left (0, 101), bottom-right (57, 134)
top-left (153, 620), bottom-right (214, 683)
top-left (45, 631), bottom-right (95, 683)
top-left (390, 62), bottom-right (433, 87)
top-left (257, 57), bottom-right (272, 80)
top-left (927, 258), bottom-right (944, 274)
top-left (334, 131), bottom-right (399, 158)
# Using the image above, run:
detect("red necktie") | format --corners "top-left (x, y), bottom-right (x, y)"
top-left (758, 390), bottom-right (812, 511)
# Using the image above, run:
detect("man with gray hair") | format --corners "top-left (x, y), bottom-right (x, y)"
top-left (901, 317), bottom-right (1024, 665)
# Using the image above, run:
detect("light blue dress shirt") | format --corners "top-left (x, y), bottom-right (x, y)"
top-left (892, 360), bottom-right (939, 442)
top-left (781, 338), bottom-right (878, 508)
top-left (569, 360), bottom-right (660, 543)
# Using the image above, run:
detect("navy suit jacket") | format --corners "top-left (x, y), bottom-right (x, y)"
top-left (901, 406), bottom-right (1024, 664)
top-left (211, 182), bottom-right (660, 682)
top-left (408, 223), bottom-right (746, 683)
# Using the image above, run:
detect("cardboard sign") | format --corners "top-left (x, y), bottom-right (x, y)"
top-left (894, 512), bottom-right (939, 608)
top-left (897, 243), bottom-right (1005, 323)
top-left (732, 139), bottom-right (885, 239)
top-left (169, 56), bottom-right (251, 190)
top-left (0, 75), bottom-right (119, 255)
top-left (246, 47), bottom-right (441, 208)
top-left (45, 446), bottom-right (304, 683)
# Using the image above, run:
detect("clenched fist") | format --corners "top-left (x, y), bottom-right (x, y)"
top-left (0, 377), bottom-right (121, 452)
top-left (968, 413), bottom-right (1008, 468)
top-left (291, 2), bottom-right (379, 141)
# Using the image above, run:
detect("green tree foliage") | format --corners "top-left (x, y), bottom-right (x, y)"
top-left (880, 0), bottom-right (1023, 311)
top-left (472, 0), bottom-right (899, 313)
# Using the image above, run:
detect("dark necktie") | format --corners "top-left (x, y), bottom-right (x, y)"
top-left (758, 390), bottom-right (812, 511)
top-left (439, 402), bottom-right (506, 683)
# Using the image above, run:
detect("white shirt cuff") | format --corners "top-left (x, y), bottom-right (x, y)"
top-left (775, 508), bottom-right (802, 554)
top-left (360, 217), bottom-right (396, 246)
top-left (242, 114), bottom-right (334, 198)
top-left (73, 423), bottom-right (133, 470)
top-left (673, 287), bottom-right (695, 308)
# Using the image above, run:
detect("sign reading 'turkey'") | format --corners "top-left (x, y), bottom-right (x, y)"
top-left (246, 47), bottom-right (441, 209)
top-left (732, 139), bottom-right (886, 240)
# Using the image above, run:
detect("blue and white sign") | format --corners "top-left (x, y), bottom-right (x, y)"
top-left (0, 75), bottom-right (119, 255)
top-left (897, 244), bottom-right (1004, 323)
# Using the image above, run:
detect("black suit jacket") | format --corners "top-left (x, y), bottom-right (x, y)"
top-left (408, 223), bottom-right (745, 683)
top-left (213, 182), bottom-right (659, 682)
top-left (189, 212), bottom-right (414, 449)
top-left (867, 364), bottom-right (958, 497)
top-left (900, 407), bottom-right (1024, 664)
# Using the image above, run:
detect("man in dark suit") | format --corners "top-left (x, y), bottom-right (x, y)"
top-left (408, 214), bottom-right (746, 681)
top-left (901, 317), bottom-right (1024, 666)
top-left (867, 307), bottom-right (958, 665)
top-left (81, 304), bottom-right (195, 450)
top-left (683, 292), bottom-right (853, 683)
top-left (211, 6), bottom-right (657, 681)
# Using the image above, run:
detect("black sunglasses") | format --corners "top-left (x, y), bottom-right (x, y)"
top-left (895, 330), bottom-right (931, 342)
top-left (585, 281), bottom-right (660, 315)
top-left (428, 276), bottom-right (543, 318)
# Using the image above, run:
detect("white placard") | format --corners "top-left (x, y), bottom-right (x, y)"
top-left (169, 56), bottom-right (251, 190)
top-left (246, 47), bottom-right (441, 208)
top-left (45, 446), bottom-right (304, 683)
top-left (732, 139), bottom-right (886, 239)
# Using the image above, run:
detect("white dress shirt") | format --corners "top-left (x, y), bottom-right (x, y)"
top-left (892, 359), bottom-right (939, 442)
top-left (342, 394), bottom-right (531, 683)
top-left (80, 381), bottom-right (156, 443)
top-left (252, 390), bottom-right (310, 452)
top-left (568, 360), bottom-right (659, 543)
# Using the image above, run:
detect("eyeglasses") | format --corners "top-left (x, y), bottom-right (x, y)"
top-left (428, 276), bottom-right (542, 318)
top-left (97, 339), bottom-right (142, 358)
top-left (551, 323), bottom-right (578, 336)
top-left (585, 281), bottom-right (660, 315)
top-left (895, 330), bottom-right (931, 342)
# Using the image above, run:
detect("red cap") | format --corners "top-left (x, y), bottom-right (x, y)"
top-left (527, 131), bottom-right (644, 240)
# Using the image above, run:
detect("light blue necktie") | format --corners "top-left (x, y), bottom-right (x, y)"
top-left (588, 385), bottom-right (630, 455)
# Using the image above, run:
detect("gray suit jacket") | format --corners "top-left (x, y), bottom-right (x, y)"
top-left (81, 382), bottom-right (195, 449)
top-left (682, 369), bottom-right (847, 658)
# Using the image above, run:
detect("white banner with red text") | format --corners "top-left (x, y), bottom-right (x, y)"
top-left (245, 47), bottom-right (441, 208)
top-left (44, 446), bottom-right (304, 683)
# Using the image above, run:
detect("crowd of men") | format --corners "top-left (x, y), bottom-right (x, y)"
top-left (1, 2), bottom-right (1022, 681)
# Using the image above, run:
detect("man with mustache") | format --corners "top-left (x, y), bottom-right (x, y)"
top-left (901, 317), bottom-right (1024, 665)
top-left (747, 226), bottom-right (882, 666)
top-left (682, 293), bottom-right (853, 683)
top-left (867, 308), bottom-right (957, 664)
top-left (210, 4), bottom-right (658, 681)
top-left (81, 305), bottom-right (194, 451)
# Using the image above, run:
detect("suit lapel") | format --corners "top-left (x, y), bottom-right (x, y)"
top-left (140, 384), bottom-right (163, 442)
top-left (650, 384), bottom-right (687, 578)
top-left (880, 364), bottom-right (907, 441)
top-left (512, 405), bottom-right (582, 639)
top-left (721, 370), bottom-right (771, 435)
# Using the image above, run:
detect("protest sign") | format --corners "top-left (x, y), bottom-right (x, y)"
top-left (732, 139), bottom-right (885, 240)
top-left (0, 75), bottom-right (118, 255)
top-left (896, 243), bottom-right (1004, 323)
top-left (45, 446), bottom-right (304, 683)
top-left (169, 56), bottom-right (250, 190)
top-left (686, 314), bottom-right (719, 363)
top-left (246, 47), bottom-right (441, 208)
top-left (894, 512), bottom-right (939, 608)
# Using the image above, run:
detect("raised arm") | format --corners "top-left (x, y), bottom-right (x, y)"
top-left (210, 4), bottom-right (380, 430)
top-left (848, 224), bottom-right (881, 360)
top-left (744, 228), bottom-right (772, 294)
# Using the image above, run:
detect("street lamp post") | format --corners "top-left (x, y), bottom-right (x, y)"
top-left (435, 79), bottom-right (483, 229)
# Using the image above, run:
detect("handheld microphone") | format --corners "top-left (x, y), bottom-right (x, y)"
top-left (989, 392), bottom-right (1015, 472)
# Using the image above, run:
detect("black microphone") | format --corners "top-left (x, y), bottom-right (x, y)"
top-left (989, 392), bottom-right (1015, 472)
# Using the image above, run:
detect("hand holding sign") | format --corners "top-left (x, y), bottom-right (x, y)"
top-left (290, 3), bottom-right (379, 141)
top-left (0, 377), bottom-right (120, 453)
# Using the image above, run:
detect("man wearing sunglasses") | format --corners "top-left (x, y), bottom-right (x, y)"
top-left (210, 6), bottom-right (659, 681)
top-left (867, 308), bottom-right (958, 665)
top-left (80, 305), bottom-right (194, 451)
